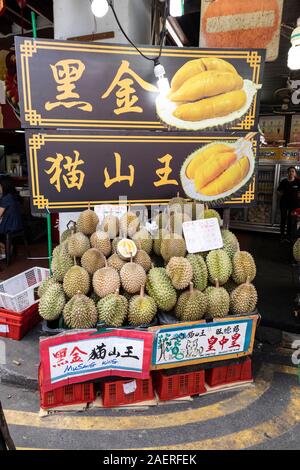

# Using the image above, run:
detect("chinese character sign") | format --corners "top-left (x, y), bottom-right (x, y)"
top-left (40, 329), bottom-right (153, 392)
top-left (151, 316), bottom-right (257, 369)
top-left (25, 131), bottom-right (258, 212)
top-left (15, 37), bottom-right (265, 131)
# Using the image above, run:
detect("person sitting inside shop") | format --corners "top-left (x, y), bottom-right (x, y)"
top-left (277, 166), bottom-right (300, 241)
top-left (0, 175), bottom-right (23, 249)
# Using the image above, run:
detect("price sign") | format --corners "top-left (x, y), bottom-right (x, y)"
top-left (182, 218), bottom-right (223, 253)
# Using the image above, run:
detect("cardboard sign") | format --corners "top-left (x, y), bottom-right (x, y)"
top-left (25, 130), bottom-right (258, 212)
top-left (183, 218), bottom-right (223, 253)
top-left (40, 329), bottom-right (153, 392)
top-left (15, 37), bottom-right (265, 132)
top-left (150, 315), bottom-right (258, 370)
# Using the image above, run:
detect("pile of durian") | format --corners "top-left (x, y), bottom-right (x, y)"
top-left (38, 197), bottom-right (258, 330)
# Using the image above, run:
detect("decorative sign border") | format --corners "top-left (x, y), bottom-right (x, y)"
top-left (17, 37), bottom-right (263, 130)
top-left (150, 315), bottom-right (258, 370)
top-left (26, 131), bottom-right (258, 211)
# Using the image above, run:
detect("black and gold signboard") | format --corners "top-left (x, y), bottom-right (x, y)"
top-left (25, 130), bottom-right (258, 212)
top-left (16, 37), bottom-right (265, 132)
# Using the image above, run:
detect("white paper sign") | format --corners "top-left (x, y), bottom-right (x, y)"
top-left (0, 324), bottom-right (9, 333)
top-left (182, 218), bottom-right (223, 253)
top-left (123, 380), bottom-right (137, 395)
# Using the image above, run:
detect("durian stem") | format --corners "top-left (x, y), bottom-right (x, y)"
top-left (115, 288), bottom-right (120, 296)
top-left (215, 278), bottom-right (219, 288)
top-left (88, 201), bottom-right (91, 210)
top-left (176, 192), bottom-right (180, 197)
top-left (140, 284), bottom-right (145, 298)
top-left (246, 276), bottom-right (250, 284)
top-left (189, 282), bottom-right (194, 294)
top-left (205, 204), bottom-right (208, 211)
top-left (73, 257), bottom-right (77, 265)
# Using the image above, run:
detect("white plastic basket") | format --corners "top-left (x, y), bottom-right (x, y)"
top-left (0, 267), bottom-right (50, 313)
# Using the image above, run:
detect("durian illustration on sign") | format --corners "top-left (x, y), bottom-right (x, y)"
top-left (156, 57), bottom-right (260, 131)
top-left (180, 139), bottom-right (255, 203)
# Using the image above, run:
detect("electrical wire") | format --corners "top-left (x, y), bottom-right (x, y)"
top-left (109, 0), bottom-right (168, 64)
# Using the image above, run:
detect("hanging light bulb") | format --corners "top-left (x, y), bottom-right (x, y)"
top-left (170, 0), bottom-right (184, 17)
top-left (154, 61), bottom-right (170, 95)
top-left (91, 0), bottom-right (109, 18)
top-left (288, 18), bottom-right (300, 70)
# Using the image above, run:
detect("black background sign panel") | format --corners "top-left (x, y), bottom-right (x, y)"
top-left (16, 37), bottom-right (265, 131)
top-left (25, 130), bottom-right (258, 212)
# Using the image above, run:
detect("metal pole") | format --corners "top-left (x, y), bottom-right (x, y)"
top-left (31, 11), bottom-right (52, 271)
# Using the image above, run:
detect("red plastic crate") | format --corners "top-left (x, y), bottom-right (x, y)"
top-left (206, 365), bottom-right (228, 387)
top-left (226, 363), bottom-right (243, 383)
top-left (39, 366), bottom-right (95, 409)
top-left (0, 303), bottom-right (41, 340)
top-left (240, 359), bottom-right (252, 381)
top-left (102, 377), bottom-right (154, 407)
top-left (155, 370), bottom-right (206, 401)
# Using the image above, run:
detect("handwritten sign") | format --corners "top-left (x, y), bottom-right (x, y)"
top-left (183, 218), bottom-right (223, 253)
top-left (40, 329), bottom-right (153, 392)
top-left (150, 315), bottom-right (257, 370)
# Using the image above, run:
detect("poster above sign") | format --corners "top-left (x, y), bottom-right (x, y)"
top-left (25, 130), bottom-right (258, 212)
top-left (200, 0), bottom-right (283, 62)
top-left (15, 37), bottom-right (265, 132)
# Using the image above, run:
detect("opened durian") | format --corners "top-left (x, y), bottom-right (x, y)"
top-left (166, 256), bottom-right (193, 289)
top-left (146, 267), bottom-right (177, 311)
top-left (63, 293), bottom-right (98, 329)
top-left (93, 260), bottom-right (121, 298)
top-left (38, 284), bottom-right (66, 321)
top-left (90, 230), bottom-right (112, 257)
top-left (206, 249), bottom-right (232, 285)
top-left (119, 211), bottom-right (140, 238)
top-left (97, 289), bottom-right (128, 327)
top-left (128, 285), bottom-right (157, 326)
top-left (175, 282), bottom-right (207, 321)
top-left (81, 248), bottom-right (105, 274)
top-left (68, 232), bottom-right (90, 258)
top-left (63, 262), bottom-right (90, 298)
top-left (186, 253), bottom-right (208, 291)
top-left (232, 251), bottom-right (256, 284)
top-left (120, 257), bottom-right (147, 294)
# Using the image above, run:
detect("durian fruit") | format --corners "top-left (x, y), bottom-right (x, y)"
top-left (153, 228), bottom-right (169, 256)
top-left (52, 240), bottom-right (69, 259)
top-left (63, 263), bottom-right (91, 298)
top-left (186, 254), bottom-right (208, 291)
top-left (223, 278), bottom-right (239, 294)
top-left (38, 277), bottom-right (59, 298)
top-left (38, 284), bottom-right (66, 321)
top-left (128, 285), bottom-right (157, 326)
top-left (206, 249), bottom-right (232, 285)
top-left (51, 250), bottom-right (74, 282)
top-left (133, 250), bottom-right (151, 273)
top-left (120, 257), bottom-right (147, 294)
top-left (93, 260), bottom-right (121, 298)
top-left (97, 290), bottom-right (128, 327)
top-left (119, 211), bottom-right (140, 238)
top-left (112, 236), bottom-right (122, 253)
top-left (90, 230), bottom-right (112, 257)
top-left (146, 267), bottom-right (177, 311)
top-left (107, 253), bottom-right (127, 272)
top-left (77, 206), bottom-right (99, 235)
top-left (168, 192), bottom-right (186, 211)
top-left (232, 251), bottom-right (256, 284)
top-left (68, 232), bottom-right (90, 258)
top-left (166, 256), bottom-right (193, 289)
top-left (60, 228), bottom-right (73, 243)
top-left (206, 280), bottom-right (230, 318)
top-left (221, 229), bottom-right (240, 259)
top-left (63, 293), bottom-right (98, 329)
top-left (175, 282), bottom-right (207, 321)
top-left (101, 214), bottom-right (119, 239)
top-left (160, 234), bottom-right (187, 263)
top-left (132, 229), bottom-right (153, 255)
top-left (168, 212), bottom-right (191, 235)
top-left (204, 209), bottom-right (221, 226)
top-left (192, 200), bottom-right (204, 220)
top-left (81, 248), bottom-right (105, 274)
top-left (230, 280), bottom-right (258, 315)
top-left (153, 212), bottom-right (168, 230)
top-left (293, 239), bottom-right (300, 262)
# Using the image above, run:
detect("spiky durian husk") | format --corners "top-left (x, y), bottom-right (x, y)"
top-left (97, 292), bottom-right (128, 327)
top-left (90, 231), bottom-right (112, 257)
top-left (68, 232), bottom-right (91, 258)
top-left (132, 228), bottom-right (153, 254)
top-left (186, 254), bottom-right (208, 291)
top-left (232, 251), bottom-right (256, 284)
top-left (166, 257), bottom-right (193, 289)
top-left (175, 286), bottom-right (207, 321)
top-left (230, 282), bottom-right (258, 315)
top-left (120, 261), bottom-right (147, 294)
top-left (93, 266), bottom-right (120, 298)
top-left (206, 249), bottom-right (232, 285)
top-left (38, 284), bottom-right (66, 320)
top-left (146, 267), bottom-right (177, 311)
top-left (63, 293), bottom-right (98, 329)
top-left (63, 265), bottom-right (90, 298)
